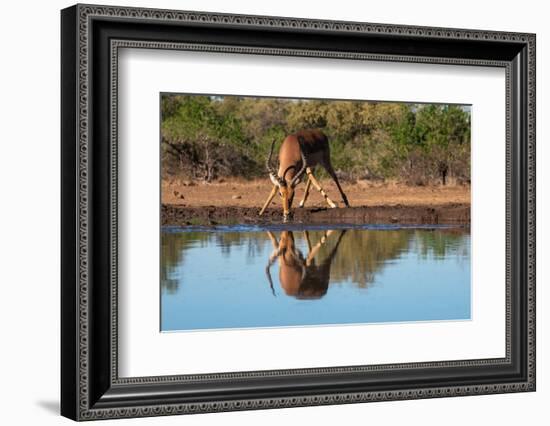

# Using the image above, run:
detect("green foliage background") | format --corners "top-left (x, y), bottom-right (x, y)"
top-left (161, 94), bottom-right (471, 185)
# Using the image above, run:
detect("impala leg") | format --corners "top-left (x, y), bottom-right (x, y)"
top-left (305, 230), bottom-right (335, 266)
top-left (306, 168), bottom-right (337, 208)
top-left (266, 231), bottom-right (279, 249)
top-left (259, 185), bottom-right (278, 216)
top-left (303, 230), bottom-right (312, 252)
top-left (298, 177), bottom-right (312, 208)
top-left (325, 166), bottom-right (350, 207)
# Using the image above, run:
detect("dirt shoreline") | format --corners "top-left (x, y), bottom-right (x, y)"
top-left (161, 179), bottom-right (470, 226)
top-left (162, 203), bottom-right (470, 226)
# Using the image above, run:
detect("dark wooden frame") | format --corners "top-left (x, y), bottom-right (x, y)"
top-left (61, 3), bottom-right (536, 421)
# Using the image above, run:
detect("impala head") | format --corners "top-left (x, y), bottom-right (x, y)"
top-left (266, 139), bottom-right (307, 221)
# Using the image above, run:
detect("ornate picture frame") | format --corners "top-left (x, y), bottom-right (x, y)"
top-left (61, 4), bottom-right (535, 420)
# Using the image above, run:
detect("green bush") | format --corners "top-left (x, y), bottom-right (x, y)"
top-left (161, 95), bottom-right (470, 185)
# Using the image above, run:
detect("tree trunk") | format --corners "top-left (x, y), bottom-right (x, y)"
top-left (203, 140), bottom-right (214, 183)
top-left (438, 161), bottom-right (448, 186)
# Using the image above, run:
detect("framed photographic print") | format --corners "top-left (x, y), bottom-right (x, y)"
top-left (61, 3), bottom-right (536, 421)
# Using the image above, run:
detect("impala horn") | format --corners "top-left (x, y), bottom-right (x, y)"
top-left (290, 151), bottom-right (307, 188)
top-left (266, 138), bottom-right (285, 187)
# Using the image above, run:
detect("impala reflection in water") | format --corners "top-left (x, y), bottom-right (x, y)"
top-left (160, 225), bottom-right (471, 331)
top-left (265, 230), bottom-right (346, 299)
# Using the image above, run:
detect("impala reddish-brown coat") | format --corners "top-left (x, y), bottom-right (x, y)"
top-left (259, 129), bottom-right (350, 221)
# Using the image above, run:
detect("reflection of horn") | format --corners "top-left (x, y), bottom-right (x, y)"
top-left (265, 265), bottom-right (277, 297)
top-left (265, 231), bottom-right (279, 296)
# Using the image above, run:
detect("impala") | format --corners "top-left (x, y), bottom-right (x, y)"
top-left (258, 129), bottom-right (350, 221)
top-left (265, 230), bottom-right (347, 299)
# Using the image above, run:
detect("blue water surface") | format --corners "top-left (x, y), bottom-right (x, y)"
top-left (161, 225), bottom-right (470, 331)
